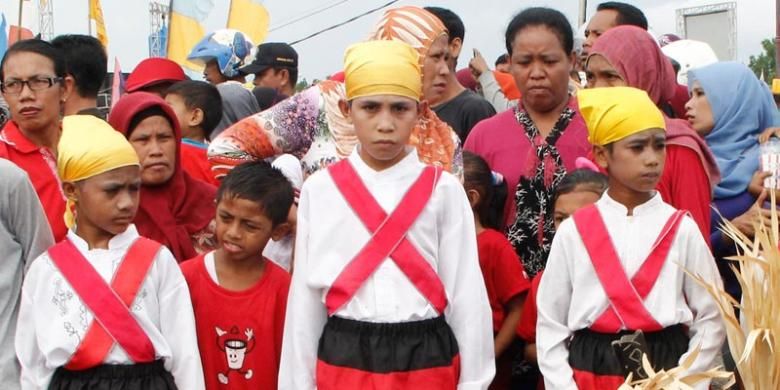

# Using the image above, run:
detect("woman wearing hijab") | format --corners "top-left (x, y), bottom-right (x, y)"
top-left (207, 6), bottom-right (460, 180)
top-left (585, 25), bottom-right (720, 243)
top-left (685, 61), bottom-right (778, 300)
top-left (108, 92), bottom-right (217, 262)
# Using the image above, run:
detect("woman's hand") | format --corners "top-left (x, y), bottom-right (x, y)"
top-left (730, 190), bottom-right (773, 239)
top-left (758, 127), bottom-right (780, 143)
top-left (747, 171), bottom-right (771, 197)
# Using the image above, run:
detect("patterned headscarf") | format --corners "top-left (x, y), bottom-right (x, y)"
top-left (368, 6), bottom-right (447, 68)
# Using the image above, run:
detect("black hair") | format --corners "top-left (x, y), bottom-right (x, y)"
top-left (552, 169), bottom-right (608, 206)
top-left (127, 106), bottom-right (172, 137)
top-left (281, 66), bottom-right (298, 88)
top-left (165, 80), bottom-right (223, 137)
top-left (463, 151), bottom-right (507, 231)
top-left (495, 53), bottom-right (509, 67)
top-left (424, 6), bottom-right (465, 44)
top-left (667, 56), bottom-right (681, 75)
top-left (50, 34), bottom-right (107, 98)
top-left (216, 160), bottom-right (294, 226)
top-left (597, 2), bottom-right (648, 30)
top-left (1, 39), bottom-right (66, 81)
top-left (505, 7), bottom-right (574, 56)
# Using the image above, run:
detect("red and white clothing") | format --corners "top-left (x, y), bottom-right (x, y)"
top-left (181, 252), bottom-right (290, 390)
top-left (536, 193), bottom-right (724, 390)
top-left (181, 140), bottom-right (220, 187)
top-left (16, 225), bottom-right (204, 389)
top-left (279, 149), bottom-right (495, 389)
top-left (476, 229), bottom-right (530, 332)
top-left (0, 121), bottom-right (67, 241)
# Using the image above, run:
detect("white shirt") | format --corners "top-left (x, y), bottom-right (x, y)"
top-left (279, 149), bottom-right (495, 389)
top-left (16, 225), bottom-right (205, 390)
top-left (536, 193), bottom-right (725, 390)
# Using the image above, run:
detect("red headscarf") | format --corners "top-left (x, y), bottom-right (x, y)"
top-left (108, 92), bottom-right (216, 261)
top-left (590, 25), bottom-right (721, 189)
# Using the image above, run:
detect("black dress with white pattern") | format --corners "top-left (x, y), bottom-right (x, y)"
top-left (506, 105), bottom-right (576, 277)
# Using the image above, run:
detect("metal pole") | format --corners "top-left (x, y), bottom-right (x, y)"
top-left (579, 0), bottom-right (588, 26)
top-left (17, 0), bottom-right (24, 41)
top-left (776, 0), bottom-right (780, 78)
top-left (88, 0), bottom-right (92, 36)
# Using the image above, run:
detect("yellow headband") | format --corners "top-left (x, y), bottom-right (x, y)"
top-left (577, 87), bottom-right (666, 146)
top-left (344, 40), bottom-right (421, 101)
top-left (772, 79), bottom-right (780, 95)
top-left (58, 115), bottom-right (140, 228)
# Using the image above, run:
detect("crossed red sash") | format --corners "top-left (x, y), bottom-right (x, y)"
top-left (47, 237), bottom-right (160, 370)
top-left (325, 159), bottom-right (448, 316)
top-left (572, 205), bottom-right (686, 333)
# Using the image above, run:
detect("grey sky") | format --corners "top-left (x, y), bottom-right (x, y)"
top-left (1, 0), bottom-right (774, 80)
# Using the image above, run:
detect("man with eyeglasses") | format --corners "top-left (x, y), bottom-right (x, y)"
top-left (1, 39), bottom-right (74, 242)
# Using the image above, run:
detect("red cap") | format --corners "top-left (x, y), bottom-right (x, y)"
top-left (125, 58), bottom-right (187, 93)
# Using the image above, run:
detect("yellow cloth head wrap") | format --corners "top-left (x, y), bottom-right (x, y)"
top-left (344, 40), bottom-right (421, 101)
top-left (772, 79), bottom-right (780, 95)
top-left (57, 115), bottom-right (140, 228)
top-left (577, 87), bottom-right (666, 146)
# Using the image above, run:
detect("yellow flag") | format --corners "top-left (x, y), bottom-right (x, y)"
top-left (89, 0), bottom-right (108, 47)
top-left (167, 0), bottom-right (213, 71)
top-left (227, 0), bottom-right (269, 45)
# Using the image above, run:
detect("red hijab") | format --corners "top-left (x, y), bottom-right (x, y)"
top-left (108, 92), bottom-right (216, 261)
top-left (590, 26), bottom-right (721, 189)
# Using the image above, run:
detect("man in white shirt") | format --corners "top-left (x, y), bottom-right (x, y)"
top-left (279, 40), bottom-right (494, 389)
top-left (536, 87), bottom-right (724, 390)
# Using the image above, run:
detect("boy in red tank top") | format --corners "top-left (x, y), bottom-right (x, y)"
top-left (180, 160), bottom-right (294, 390)
top-left (536, 87), bottom-right (725, 390)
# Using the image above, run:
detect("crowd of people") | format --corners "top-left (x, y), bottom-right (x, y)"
top-left (0, 2), bottom-right (778, 389)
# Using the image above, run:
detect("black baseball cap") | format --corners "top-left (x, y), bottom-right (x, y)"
top-left (239, 42), bottom-right (298, 75)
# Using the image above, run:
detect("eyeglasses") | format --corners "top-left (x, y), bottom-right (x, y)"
top-left (0, 76), bottom-right (63, 94)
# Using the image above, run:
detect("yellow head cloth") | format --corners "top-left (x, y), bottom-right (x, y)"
top-left (577, 87), bottom-right (666, 146)
top-left (57, 115), bottom-right (140, 228)
top-left (344, 40), bottom-right (421, 102)
top-left (772, 79), bottom-right (780, 95)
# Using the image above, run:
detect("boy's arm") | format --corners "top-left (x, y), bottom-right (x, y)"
top-left (437, 179), bottom-right (495, 389)
top-left (279, 185), bottom-right (327, 390)
top-left (6, 166), bottom-right (54, 269)
top-left (536, 222), bottom-right (577, 389)
top-left (16, 264), bottom-right (48, 389)
top-left (156, 248), bottom-right (205, 390)
top-left (679, 219), bottom-right (726, 378)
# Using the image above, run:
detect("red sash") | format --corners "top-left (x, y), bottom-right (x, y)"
top-left (47, 237), bottom-right (160, 370)
top-left (572, 205), bottom-right (686, 333)
top-left (325, 160), bottom-right (448, 316)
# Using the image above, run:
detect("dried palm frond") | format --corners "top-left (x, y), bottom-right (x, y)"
top-left (617, 347), bottom-right (734, 389)
top-left (684, 191), bottom-right (780, 389)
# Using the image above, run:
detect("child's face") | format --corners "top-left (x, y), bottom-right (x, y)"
top-left (127, 115), bottom-right (177, 186)
top-left (595, 128), bottom-right (666, 195)
top-left (164, 93), bottom-right (201, 139)
top-left (339, 95), bottom-right (420, 171)
top-left (216, 195), bottom-right (289, 262)
top-left (203, 60), bottom-right (228, 85)
top-left (67, 165), bottom-right (141, 237)
top-left (553, 189), bottom-right (602, 229)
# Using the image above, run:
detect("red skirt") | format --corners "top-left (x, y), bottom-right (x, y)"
top-left (569, 325), bottom-right (689, 390)
top-left (316, 315), bottom-right (460, 390)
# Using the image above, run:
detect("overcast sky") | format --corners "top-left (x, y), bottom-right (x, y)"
top-left (1, 0), bottom-right (775, 80)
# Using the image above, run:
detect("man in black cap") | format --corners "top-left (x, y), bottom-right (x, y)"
top-left (240, 42), bottom-right (298, 98)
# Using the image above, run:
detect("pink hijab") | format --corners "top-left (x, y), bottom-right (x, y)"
top-left (589, 25), bottom-right (720, 189)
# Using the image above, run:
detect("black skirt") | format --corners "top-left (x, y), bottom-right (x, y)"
top-left (48, 360), bottom-right (177, 390)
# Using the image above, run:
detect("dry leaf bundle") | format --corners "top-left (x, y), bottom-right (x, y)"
top-left (684, 191), bottom-right (780, 389)
top-left (617, 347), bottom-right (734, 389)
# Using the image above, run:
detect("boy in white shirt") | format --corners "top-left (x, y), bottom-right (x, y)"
top-left (15, 115), bottom-right (204, 390)
top-left (536, 87), bottom-right (724, 390)
top-left (279, 40), bottom-right (494, 389)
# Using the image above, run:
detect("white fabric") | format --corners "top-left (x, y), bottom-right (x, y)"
top-left (477, 71), bottom-right (515, 112)
top-left (16, 225), bottom-right (205, 390)
top-left (536, 193), bottom-right (725, 390)
top-left (262, 154), bottom-right (303, 272)
top-left (279, 148), bottom-right (495, 389)
top-left (204, 251), bottom-right (219, 284)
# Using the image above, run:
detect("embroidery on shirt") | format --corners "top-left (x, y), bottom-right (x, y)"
top-left (52, 279), bottom-right (74, 315)
top-left (132, 289), bottom-right (147, 312)
top-left (216, 326), bottom-right (256, 384)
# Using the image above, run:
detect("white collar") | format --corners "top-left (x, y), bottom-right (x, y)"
top-left (66, 224), bottom-right (140, 252)
top-left (599, 191), bottom-right (664, 217)
top-left (347, 146), bottom-right (422, 181)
